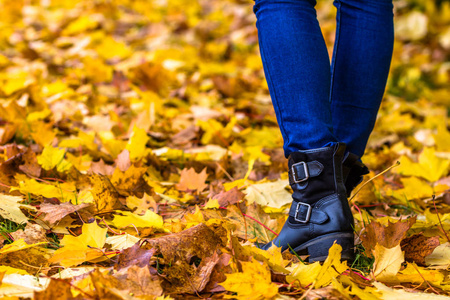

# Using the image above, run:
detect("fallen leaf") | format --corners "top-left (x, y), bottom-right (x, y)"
top-left (176, 167), bottom-right (208, 192)
top-left (244, 179), bottom-right (292, 211)
top-left (372, 244), bottom-right (404, 280)
top-left (212, 186), bottom-right (245, 207)
top-left (425, 242), bottom-right (450, 269)
top-left (0, 194), bottom-right (34, 224)
top-left (361, 217), bottom-right (416, 252)
top-left (34, 278), bottom-right (74, 300)
top-left (116, 242), bottom-right (155, 270)
top-left (401, 234), bottom-right (440, 266)
top-left (10, 223), bottom-right (47, 244)
top-left (49, 222), bottom-right (109, 267)
top-left (108, 210), bottom-right (164, 232)
top-left (220, 258), bottom-right (278, 300)
top-left (39, 202), bottom-right (90, 224)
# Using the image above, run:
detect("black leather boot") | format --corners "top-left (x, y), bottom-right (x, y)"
top-left (342, 152), bottom-right (369, 197)
top-left (259, 143), bottom-right (354, 262)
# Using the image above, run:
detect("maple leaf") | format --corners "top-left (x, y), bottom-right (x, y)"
top-left (49, 222), bottom-right (109, 267)
top-left (220, 258), bottom-right (278, 300)
top-left (39, 202), bottom-right (90, 224)
top-left (176, 167), bottom-right (208, 192)
top-left (108, 210), bottom-right (164, 232)
top-left (0, 194), bottom-right (34, 224)
top-left (361, 217), bottom-right (416, 252)
top-left (372, 243), bottom-right (404, 280)
top-left (395, 147), bottom-right (450, 182)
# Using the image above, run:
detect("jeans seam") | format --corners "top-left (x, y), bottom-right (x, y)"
top-left (329, 0), bottom-right (342, 104)
top-left (258, 34), bottom-right (290, 151)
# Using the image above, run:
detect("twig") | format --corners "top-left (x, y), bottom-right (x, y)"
top-left (352, 204), bottom-right (365, 230)
top-left (349, 161), bottom-right (400, 202)
top-left (411, 263), bottom-right (440, 295)
top-left (243, 213), bottom-right (279, 237)
top-left (432, 195), bottom-right (450, 243)
top-left (299, 280), bottom-right (316, 300)
top-left (101, 217), bottom-right (123, 235)
top-left (237, 205), bottom-right (248, 241)
top-left (215, 162), bottom-right (234, 182)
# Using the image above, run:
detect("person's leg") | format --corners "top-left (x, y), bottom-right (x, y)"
top-left (330, 0), bottom-right (394, 158)
top-left (253, 0), bottom-right (355, 261)
top-left (253, 0), bottom-right (338, 158)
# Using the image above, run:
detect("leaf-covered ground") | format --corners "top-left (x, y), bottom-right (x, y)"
top-left (0, 0), bottom-right (449, 299)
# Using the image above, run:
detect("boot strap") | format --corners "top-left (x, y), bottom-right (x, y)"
top-left (288, 201), bottom-right (328, 224)
top-left (289, 161), bottom-right (323, 185)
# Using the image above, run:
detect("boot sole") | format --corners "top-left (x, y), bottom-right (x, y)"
top-left (291, 232), bottom-right (354, 263)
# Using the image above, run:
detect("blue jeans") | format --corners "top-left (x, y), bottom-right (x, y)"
top-left (253, 0), bottom-right (394, 158)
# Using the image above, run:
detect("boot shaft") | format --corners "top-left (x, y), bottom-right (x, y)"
top-left (288, 143), bottom-right (347, 205)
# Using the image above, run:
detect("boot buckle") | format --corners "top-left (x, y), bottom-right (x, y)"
top-left (294, 202), bottom-right (312, 223)
top-left (291, 161), bottom-right (309, 183)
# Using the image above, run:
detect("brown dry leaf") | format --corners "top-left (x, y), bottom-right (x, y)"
top-left (401, 234), bottom-right (440, 266)
top-left (176, 167), bottom-right (208, 193)
top-left (213, 186), bottom-right (245, 207)
top-left (361, 217), bottom-right (416, 252)
top-left (114, 265), bottom-right (164, 298)
top-left (203, 253), bottom-right (232, 293)
top-left (143, 223), bottom-right (227, 294)
top-left (39, 202), bottom-right (90, 224)
top-left (89, 160), bottom-right (115, 175)
top-left (0, 247), bottom-right (50, 275)
top-left (34, 279), bottom-right (74, 300)
top-left (115, 242), bottom-right (155, 271)
top-left (18, 148), bottom-right (41, 177)
top-left (10, 223), bottom-right (47, 244)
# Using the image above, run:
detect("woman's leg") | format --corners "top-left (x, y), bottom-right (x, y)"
top-left (330, 0), bottom-right (394, 158)
top-left (253, 0), bottom-right (355, 261)
top-left (253, 0), bottom-right (338, 158)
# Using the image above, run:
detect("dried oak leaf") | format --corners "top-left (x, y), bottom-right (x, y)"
top-left (34, 278), bottom-right (75, 300)
top-left (39, 202), bottom-right (90, 224)
top-left (401, 234), bottom-right (440, 266)
top-left (115, 242), bottom-right (155, 271)
top-left (213, 186), bottom-right (245, 207)
top-left (361, 217), bottom-right (416, 253)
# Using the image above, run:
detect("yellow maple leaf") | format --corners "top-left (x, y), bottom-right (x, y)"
top-left (37, 146), bottom-right (72, 172)
top-left (372, 243), bottom-right (404, 281)
top-left (13, 174), bottom-right (77, 203)
top-left (0, 239), bottom-right (45, 255)
top-left (287, 243), bottom-right (348, 288)
top-left (395, 147), bottom-right (450, 182)
top-left (108, 210), bottom-right (164, 231)
top-left (241, 244), bottom-right (289, 274)
top-left (49, 222), bottom-right (109, 267)
top-left (0, 194), bottom-right (35, 224)
top-left (220, 258), bottom-right (278, 300)
top-left (391, 176), bottom-right (434, 203)
top-left (126, 126), bottom-right (149, 161)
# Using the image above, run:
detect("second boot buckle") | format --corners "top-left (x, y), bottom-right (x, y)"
top-left (294, 202), bottom-right (312, 223)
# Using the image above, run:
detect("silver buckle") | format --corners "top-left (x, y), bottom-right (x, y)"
top-left (294, 202), bottom-right (311, 223)
top-left (291, 161), bottom-right (309, 183)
